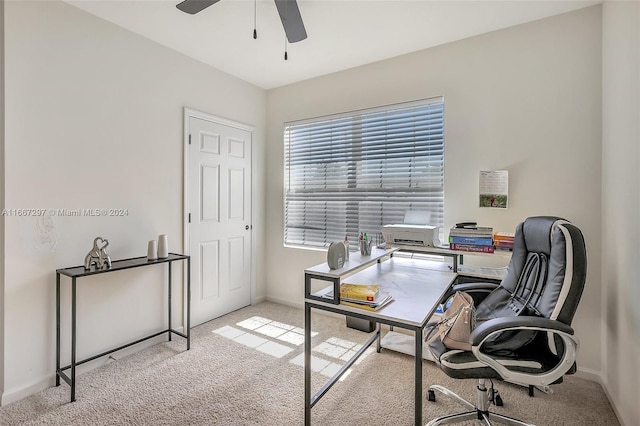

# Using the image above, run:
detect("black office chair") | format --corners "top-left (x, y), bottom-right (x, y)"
top-left (426, 216), bottom-right (587, 426)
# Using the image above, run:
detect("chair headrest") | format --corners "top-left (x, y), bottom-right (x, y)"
top-left (522, 216), bottom-right (566, 255)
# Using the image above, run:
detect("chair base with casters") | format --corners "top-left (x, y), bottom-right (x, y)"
top-left (426, 379), bottom-right (533, 426)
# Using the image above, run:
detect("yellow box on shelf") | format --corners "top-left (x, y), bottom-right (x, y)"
top-left (340, 283), bottom-right (379, 302)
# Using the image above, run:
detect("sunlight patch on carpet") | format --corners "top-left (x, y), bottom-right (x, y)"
top-left (278, 331), bottom-right (305, 346)
top-left (315, 338), bottom-right (374, 366)
top-left (313, 341), bottom-right (349, 359)
top-left (289, 353), bottom-right (353, 380)
top-left (236, 316), bottom-right (317, 346)
top-left (213, 325), bottom-right (293, 358)
top-left (213, 325), bottom-right (245, 339)
top-left (256, 340), bottom-right (295, 358)
top-left (212, 316), bottom-right (320, 359)
top-left (236, 316), bottom-right (272, 330)
top-left (233, 332), bottom-right (269, 348)
top-left (213, 316), bottom-right (369, 378)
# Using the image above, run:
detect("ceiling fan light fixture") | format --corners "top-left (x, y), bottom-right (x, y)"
top-left (177, 0), bottom-right (307, 59)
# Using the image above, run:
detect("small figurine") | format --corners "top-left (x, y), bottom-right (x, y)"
top-left (84, 236), bottom-right (112, 270)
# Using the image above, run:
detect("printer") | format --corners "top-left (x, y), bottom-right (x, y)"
top-left (382, 210), bottom-right (442, 247)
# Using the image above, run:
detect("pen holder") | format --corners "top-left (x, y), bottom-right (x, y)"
top-left (360, 239), bottom-right (372, 256)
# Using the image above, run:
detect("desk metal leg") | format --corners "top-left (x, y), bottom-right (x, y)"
top-left (415, 328), bottom-right (423, 426)
top-left (56, 273), bottom-right (60, 387)
top-left (71, 277), bottom-right (77, 402)
top-left (304, 303), bottom-right (311, 426)
top-left (168, 262), bottom-right (172, 342)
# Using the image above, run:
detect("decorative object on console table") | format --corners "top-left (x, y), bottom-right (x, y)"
top-left (157, 234), bottom-right (169, 258)
top-left (147, 239), bottom-right (158, 260)
top-left (83, 236), bottom-right (112, 270)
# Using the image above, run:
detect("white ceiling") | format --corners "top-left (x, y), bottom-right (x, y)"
top-left (66, 0), bottom-right (599, 89)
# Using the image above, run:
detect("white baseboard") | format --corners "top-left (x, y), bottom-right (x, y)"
top-left (252, 295), bottom-right (267, 305)
top-left (1, 328), bottom-right (185, 406)
top-left (2, 376), bottom-right (55, 406)
top-left (574, 365), bottom-right (602, 384)
top-left (264, 295), bottom-right (302, 309)
top-left (592, 374), bottom-right (627, 426)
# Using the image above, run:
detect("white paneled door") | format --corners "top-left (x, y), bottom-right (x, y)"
top-left (187, 113), bottom-right (252, 327)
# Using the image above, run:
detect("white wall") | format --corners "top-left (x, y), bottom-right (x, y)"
top-left (602, 2), bottom-right (640, 425)
top-left (5, 1), bottom-right (629, 417)
top-left (0, 0), bottom-right (6, 401)
top-left (266, 6), bottom-right (603, 375)
top-left (2, 1), bottom-right (266, 403)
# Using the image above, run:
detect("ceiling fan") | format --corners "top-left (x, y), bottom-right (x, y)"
top-left (176, 0), bottom-right (307, 43)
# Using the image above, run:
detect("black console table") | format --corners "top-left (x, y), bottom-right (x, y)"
top-left (55, 253), bottom-right (191, 402)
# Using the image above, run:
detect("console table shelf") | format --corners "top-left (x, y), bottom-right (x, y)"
top-left (55, 253), bottom-right (191, 402)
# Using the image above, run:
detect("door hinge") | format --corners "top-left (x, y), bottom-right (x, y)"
top-left (188, 213), bottom-right (191, 223)
top-left (188, 134), bottom-right (192, 144)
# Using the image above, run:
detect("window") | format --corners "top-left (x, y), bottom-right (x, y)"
top-left (284, 97), bottom-right (444, 248)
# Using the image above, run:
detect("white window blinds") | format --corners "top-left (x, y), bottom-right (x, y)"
top-left (284, 97), bottom-right (444, 248)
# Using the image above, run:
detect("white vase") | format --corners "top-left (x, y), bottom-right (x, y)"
top-left (147, 240), bottom-right (158, 260)
top-left (157, 234), bottom-right (169, 258)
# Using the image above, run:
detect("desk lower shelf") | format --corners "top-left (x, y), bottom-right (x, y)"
top-left (380, 330), bottom-right (436, 362)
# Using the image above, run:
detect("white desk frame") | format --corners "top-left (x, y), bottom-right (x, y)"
top-left (304, 257), bottom-right (457, 426)
top-left (392, 244), bottom-right (511, 279)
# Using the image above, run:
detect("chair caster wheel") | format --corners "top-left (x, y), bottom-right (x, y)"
top-left (427, 390), bottom-right (436, 402)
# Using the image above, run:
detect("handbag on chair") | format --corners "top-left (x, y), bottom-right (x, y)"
top-left (425, 291), bottom-right (476, 351)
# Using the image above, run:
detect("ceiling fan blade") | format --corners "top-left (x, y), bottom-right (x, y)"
top-left (176, 0), bottom-right (221, 15)
top-left (274, 0), bottom-right (307, 43)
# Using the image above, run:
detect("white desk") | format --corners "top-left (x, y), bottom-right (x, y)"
top-left (392, 244), bottom-right (511, 280)
top-left (304, 257), bottom-right (457, 426)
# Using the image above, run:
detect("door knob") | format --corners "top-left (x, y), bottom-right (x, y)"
top-left (245, 225), bottom-right (250, 230)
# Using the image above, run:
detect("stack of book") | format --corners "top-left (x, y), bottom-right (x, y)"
top-left (493, 231), bottom-right (515, 251)
top-left (339, 283), bottom-right (393, 311)
top-left (448, 226), bottom-right (494, 253)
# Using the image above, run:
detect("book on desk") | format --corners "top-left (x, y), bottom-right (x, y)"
top-left (340, 283), bottom-right (379, 301)
top-left (341, 292), bottom-right (394, 311)
top-left (313, 283), bottom-right (394, 311)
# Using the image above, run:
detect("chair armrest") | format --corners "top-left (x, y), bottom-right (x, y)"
top-left (470, 317), bottom-right (579, 388)
top-left (470, 317), bottom-right (574, 346)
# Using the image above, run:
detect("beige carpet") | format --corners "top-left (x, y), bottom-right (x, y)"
top-left (0, 302), bottom-right (619, 425)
